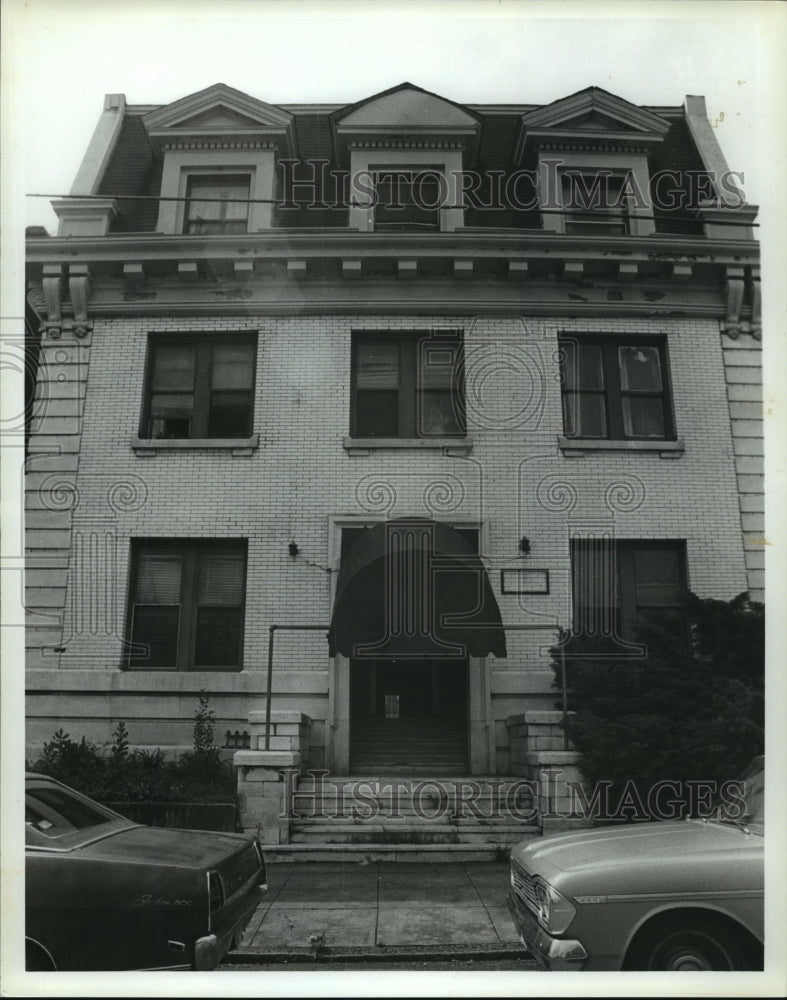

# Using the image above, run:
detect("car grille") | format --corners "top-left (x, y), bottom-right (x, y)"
top-left (511, 857), bottom-right (538, 915)
top-left (220, 843), bottom-right (262, 903)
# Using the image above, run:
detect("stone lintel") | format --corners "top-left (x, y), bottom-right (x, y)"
top-left (233, 750), bottom-right (302, 769)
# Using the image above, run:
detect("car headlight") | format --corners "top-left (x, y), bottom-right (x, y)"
top-left (533, 877), bottom-right (576, 935)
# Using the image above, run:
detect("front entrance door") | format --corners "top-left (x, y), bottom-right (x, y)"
top-left (349, 658), bottom-right (469, 774)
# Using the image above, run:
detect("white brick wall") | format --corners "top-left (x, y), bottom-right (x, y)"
top-left (25, 313), bottom-right (756, 757)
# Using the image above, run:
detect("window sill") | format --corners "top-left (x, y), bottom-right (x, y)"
top-left (132, 434), bottom-right (259, 457)
top-left (343, 436), bottom-right (473, 457)
top-left (558, 436), bottom-right (684, 458)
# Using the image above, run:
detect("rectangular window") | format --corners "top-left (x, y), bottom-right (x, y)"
top-left (351, 331), bottom-right (465, 438)
top-left (184, 174), bottom-right (250, 235)
top-left (127, 540), bottom-right (246, 671)
top-left (143, 334), bottom-right (256, 440)
top-left (571, 539), bottom-right (686, 640)
top-left (561, 172), bottom-right (630, 236)
top-left (373, 169), bottom-right (442, 231)
top-left (560, 336), bottom-right (674, 440)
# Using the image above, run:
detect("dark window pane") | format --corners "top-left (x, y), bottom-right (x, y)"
top-left (634, 548), bottom-right (681, 606)
top-left (622, 397), bottom-right (665, 438)
top-left (355, 389), bottom-right (399, 436)
top-left (572, 540), bottom-right (619, 636)
top-left (563, 392), bottom-right (607, 437)
top-left (208, 392), bottom-right (251, 437)
top-left (195, 607), bottom-right (242, 666)
top-left (356, 342), bottom-right (399, 388)
top-left (419, 391), bottom-right (463, 436)
top-left (212, 343), bottom-right (254, 390)
top-left (135, 550), bottom-right (182, 602)
top-left (130, 605), bottom-right (180, 669)
top-left (562, 343), bottom-right (604, 390)
top-left (152, 345), bottom-right (195, 391)
top-left (375, 172), bottom-right (440, 230)
top-left (186, 175), bottom-right (250, 234)
top-left (619, 346), bottom-right (662, 391)
top-left (197, 548), bottom-right (245, 605)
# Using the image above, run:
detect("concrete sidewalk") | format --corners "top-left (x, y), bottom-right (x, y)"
top-left (230, 861), bottom-right (527, 963)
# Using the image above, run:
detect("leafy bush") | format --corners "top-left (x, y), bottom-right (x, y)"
top-left (28, 693), bottom-right (235, 805)
top-left (551, 592), bottom-right (764, 819)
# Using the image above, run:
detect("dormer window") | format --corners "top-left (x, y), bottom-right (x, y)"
top-left (184, 174), bottom-right (250, 235)
top-left (561, 172), bottom-right (630, 236)
top-left (373, 169), bottom-right (442, 231)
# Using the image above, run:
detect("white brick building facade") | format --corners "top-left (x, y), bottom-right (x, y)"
top-left (25, 84), bottom-right (762, 781)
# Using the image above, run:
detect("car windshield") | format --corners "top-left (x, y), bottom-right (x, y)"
top-left (26, 783), bottom-right (120, 839)
top-left (738, 766), bottom-right (764, 825)
top-left (718, 762), bottom-right (764, 829)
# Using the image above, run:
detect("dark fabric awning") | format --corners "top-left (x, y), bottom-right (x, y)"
top-left (328, 518), bottom-right (506, 659)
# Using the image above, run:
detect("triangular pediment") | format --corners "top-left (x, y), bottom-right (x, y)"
top-left (520, 87), bottom-right (670, 137)
top-left (177, 105), bottom-right (266, 130)
top-left (336, 83), bottom-right (479, 131)
top-left (143, 83), bottom-right (294, 142)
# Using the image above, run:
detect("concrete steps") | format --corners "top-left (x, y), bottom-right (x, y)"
top-left (263, 843), bottom-right (521, 863)
top-left (284, 775), bottom-right (539, 860)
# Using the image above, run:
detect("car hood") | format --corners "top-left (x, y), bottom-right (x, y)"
top-left (513, 819), bottom-right (762, 880)
top-left (78, 824), bottom-right (253, 869)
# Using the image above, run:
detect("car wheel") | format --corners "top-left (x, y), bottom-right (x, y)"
top-left (628, 918), bottom-right (746, 971)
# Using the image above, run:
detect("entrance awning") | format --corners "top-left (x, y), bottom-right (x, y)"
top-left (328, 519), bottom-right (506, 659)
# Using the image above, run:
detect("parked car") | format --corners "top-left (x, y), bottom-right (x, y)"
top-left (508, 757), bottom-right (764, 971)
top-left (25, 772), bottom-right (267, 971)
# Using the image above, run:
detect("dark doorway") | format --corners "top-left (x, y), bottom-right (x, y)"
top-left (350, 657), bottom-right (469, 774)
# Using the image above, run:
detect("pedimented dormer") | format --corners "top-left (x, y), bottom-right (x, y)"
top-left (333, 83), bottom-right (481, 232)
top-left (143, 84), bottom-right (296, 234)
top-left (515, 88), bottom-right (671, 237)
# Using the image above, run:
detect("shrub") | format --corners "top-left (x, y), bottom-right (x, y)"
top-left (28, 694), bottom-right (236, 805)
top-left (551, 592), bottom-right (764, 819)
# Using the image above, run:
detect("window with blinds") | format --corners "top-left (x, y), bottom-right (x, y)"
top-left (571, 539), bottom-right (686, 641)
top-left (143, 334), bottom-right (256, 440)
top-left (128, 540), bottom-right (247, 671)
top-left (351, 331), bottom-right (465, 438)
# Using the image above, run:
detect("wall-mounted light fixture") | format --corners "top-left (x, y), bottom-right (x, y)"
top-left (518, 536), bottom-right (531, 556)
top-left (288, 541), bottom-right (299, 558)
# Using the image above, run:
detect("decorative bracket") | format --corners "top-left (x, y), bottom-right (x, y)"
top-left (748, 266), bottom-right (761, 340)
top-left (68, 264), bottom-right (93, 337)
top-left (39, 264), bottom-right (65, 339)
top-left (723, 266), bottom-right (745, 338)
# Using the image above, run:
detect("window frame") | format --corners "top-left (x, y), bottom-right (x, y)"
top-left (349, 330), bottom-right (466, 440)
top-left (571, 538), bottom-right (687, 641)
top-left (183, 172), bottom-right (252, 236)
top-left (559, 334), bottom-right (676, 442)
top-left (560, 169), bottom-right (632, 236)
top-left (372, 167), bottom-right (444, 232)
top-left (140, 332), bottom-right (258, 441)
top-left (126, 538), bottom-right (248, 672)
